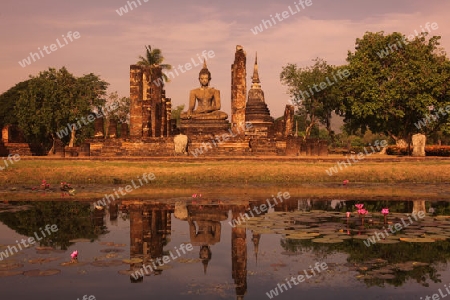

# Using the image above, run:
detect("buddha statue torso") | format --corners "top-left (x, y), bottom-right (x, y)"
top-left (180, 62), bottom-right (228, 120)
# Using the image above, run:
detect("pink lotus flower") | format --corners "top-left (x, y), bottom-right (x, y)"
top-left (71, 250), bottom-right (78, 259)
top-left (358, 208), bottom-right (368, 215)
top-left (346, 212), bottom-right (351, 218)
top-left (355, 204), bottom-right (364, 210)
top-left (343, 180), bottom-right (349, 186)
top-left (192, 194), bottom-right (197, 198)
top-left (381, 208), bottom-right (389, 215)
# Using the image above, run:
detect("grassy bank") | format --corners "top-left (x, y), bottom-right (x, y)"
top-left (0, 158), bottom-right (449, 186)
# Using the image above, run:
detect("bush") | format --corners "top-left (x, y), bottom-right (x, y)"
top-left (386, 145), bottom-right (450, 156)
top-left (425, 146), bottom-right (450, 157)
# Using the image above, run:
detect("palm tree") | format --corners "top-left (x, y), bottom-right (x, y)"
top-left (137, 45), bottom-right (172, 82)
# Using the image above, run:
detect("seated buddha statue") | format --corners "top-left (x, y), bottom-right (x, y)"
top-left (180, 61), bottom-right (228, 120)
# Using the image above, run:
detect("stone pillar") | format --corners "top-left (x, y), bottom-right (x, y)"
top-left (306, 139), bottom-right (313, 156)
top-left (165, 99), bottom-right (172, 137)
top-left (150, 67), bottom-right (163, 137)
top-left (319, 140), bottom-right (328, 156)
top-left (285, 136), bottom-right (300, 156)
top-left (161, 98), bottom-right (166, 137)
top-left (1, 125), bottom-right (9, 143)
top-left (121, 123), bottom-right (129, 138)
top-left (283, 105), bottom-right (295, 137)
top-left (108, 119), bottom-right (117, 138)
top-left (130, 204), bottom-right (143, 256)
top-left (232, 205), bottom-right (247, 298)
top-left (412, 133), bottom-right (426, 157)
top-left (231, 45), bottom-right (247, 137)
top-left (130, 65), bottom-right (143, 137)
top-left (94, 117), bottom-right (104, 138)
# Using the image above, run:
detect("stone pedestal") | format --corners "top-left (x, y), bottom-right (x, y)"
top-left (179, 119), bottom-right (230, 136)
top-left (412, 133), bottom-right (426, 157)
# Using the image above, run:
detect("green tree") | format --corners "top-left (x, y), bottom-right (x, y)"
top-left (137, 45), bottom-right (172, 82)
top-left (171, 104), bottom-right (185, 127)
top-left (0, 80), bottom-right (31, 130)
top-left (340, 31), bottom-right (450, 146)
top-left (102, 91), bottom-right (130, 137)
top-left (280, 58), bottom-right (346, 141)
top-left (15, 67), bottom-right (108, 153)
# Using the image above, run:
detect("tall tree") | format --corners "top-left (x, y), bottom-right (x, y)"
top-left (0, 80), bottom-right (30, 130)
top-left (15, 67), bottom-right (108, 152)
top-left (137, 45), bottom-right (172, 82)
top-left (171, 104), bottom-right (185, 127)
top-left (280, 58), bottom-right (347, 140)
top-left (339, 31), bottom-right (450, 145)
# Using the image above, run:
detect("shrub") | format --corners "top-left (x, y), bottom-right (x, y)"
top-left (386, 145), bottom-right (450, 156)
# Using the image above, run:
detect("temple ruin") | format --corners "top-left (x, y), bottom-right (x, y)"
top-left (1, 45), bottom-right (327, 157)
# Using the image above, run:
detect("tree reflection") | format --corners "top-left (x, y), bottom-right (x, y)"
top-left (0, 201), bottom-right (103, 250)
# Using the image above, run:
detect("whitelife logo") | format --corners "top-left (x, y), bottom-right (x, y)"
top-left (0, 224), bottom-right (58, 261)
top-left (18, 31), bottom-right (81, 68)
top-left (251, 0), bottom-right (313, 35)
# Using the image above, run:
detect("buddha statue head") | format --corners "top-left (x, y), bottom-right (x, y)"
top-left (198, 60), bottom-right (211, 87)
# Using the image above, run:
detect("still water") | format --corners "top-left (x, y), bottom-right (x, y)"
top-left (1, 198), bottom-right (450, 300)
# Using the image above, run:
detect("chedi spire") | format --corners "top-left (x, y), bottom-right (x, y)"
top-left (251, 53), bottom-right (261, 89)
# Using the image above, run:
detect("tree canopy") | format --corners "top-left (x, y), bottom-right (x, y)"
top-left (0, 80), bottom-right (30, 130)
top-left (14, 67), bottom-right (109, 152)
top-left (339, 31), bottom-right (450, 144)
top-left (137, 45), bottom-right (172, 82)
top-left (280, 58), bottom-right (347, 140)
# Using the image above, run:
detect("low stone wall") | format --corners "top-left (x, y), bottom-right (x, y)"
top-left (1, 142), bottom-right (32, 156)
top-left (87, 138), bottom-right (175, 157)
top-left (85, 136), bottom-right (328, 157)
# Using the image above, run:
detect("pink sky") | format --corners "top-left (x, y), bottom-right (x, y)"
top-left (1, 0), bottom-right (449, 118)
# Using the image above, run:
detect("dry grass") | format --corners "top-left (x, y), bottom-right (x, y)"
top-left (0, 158), bottom-right (449, 201)
top-left (0, 159), bottom-right (449, 185)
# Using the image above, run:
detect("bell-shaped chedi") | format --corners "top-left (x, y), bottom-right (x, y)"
top-left (245, 53), bottom-right (274, 138)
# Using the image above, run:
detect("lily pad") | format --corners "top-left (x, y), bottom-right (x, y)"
top-left (60, 261), bottom-right (89, 267)
top-left (422, 235), bottom-right (449, 241)
top-left (118, 269), bottom-right (139, 276)
top-left (154, 264), bottom-right (172, 270)
top-left (312, 238), bottom-right (344, 243)
top-left (28, 257), bottom-right (60, 264)
top-left (23, 269), bottom-right (61, 276)
top-left (373, 273), bottom-right (396, 280)
top-left (100, 248), bottom-right (125, 253)
top-left (0, 270), bottom-right (23, 277)
top-left (0, 262), bottom-right (23, 270)
top-left (352, 235), bottom-right (371, 240)
top-left (122, 258), bottom-right (143, 264)
top-left (91, 260), bottom-right (123, 267)
top-left (35, 246), bottom-right (54, 251)
top-left (400, 237), bottom-right (435, 243)
top-left (176, 258), bottom-right (201, 264)
top-left (69, 238), bottom-right (92, 243)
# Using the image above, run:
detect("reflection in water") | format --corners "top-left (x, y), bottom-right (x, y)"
top-left (0, 202), bottom-right (104, 249)
top-left (2, 199), bottom-right (450, 299)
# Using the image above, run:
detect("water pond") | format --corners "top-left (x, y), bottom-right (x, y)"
top-left (1, 198), bottom-right (450, 300)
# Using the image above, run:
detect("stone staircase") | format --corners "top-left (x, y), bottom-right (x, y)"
top-left (0, 141), bottom-right (32, 156)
